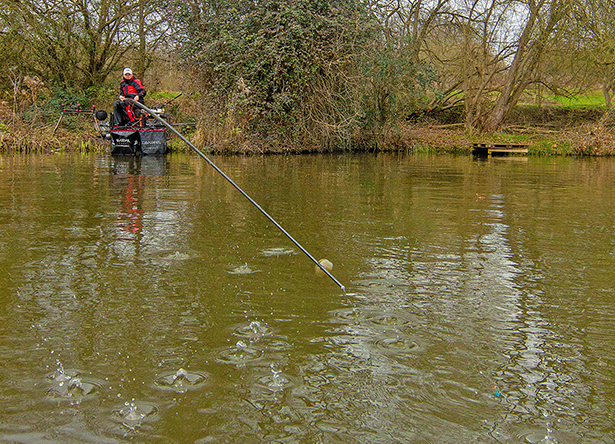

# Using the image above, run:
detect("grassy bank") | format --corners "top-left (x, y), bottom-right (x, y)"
top-left (0, 130), bottom-right (107, 153)
top-left (1, 105), bottom-right (613, 156)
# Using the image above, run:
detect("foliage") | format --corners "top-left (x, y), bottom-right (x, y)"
top-left (177, 0), bottom-right (441, 148)
top-left (358, 41), bottom-right (437, 131)
top-left (179, 0), bottom-right (363, 144)
top-left (3, 0), bottom-right (615, 146)
top-left (0, 29), bottom-right (28, 90)
top-left (22, 87), bottom-right (91, 127)
top-left (0, 0), bottom-right (174, 90)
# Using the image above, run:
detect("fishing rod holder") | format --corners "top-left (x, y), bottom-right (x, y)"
top-left (52, 103), bottom-right (106, 135)
top-left (59, 103), bottom-right (94, 114)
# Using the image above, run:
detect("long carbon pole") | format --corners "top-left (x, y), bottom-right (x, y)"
top-left (126, 99), bottom-right (346, 293)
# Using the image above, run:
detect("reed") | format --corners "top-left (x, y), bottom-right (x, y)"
top-left (0, 129), bottom-right (106, 154)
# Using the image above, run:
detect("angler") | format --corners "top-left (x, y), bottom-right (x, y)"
top-left (93, 70), bottom-right (180, 156)
top-left (111, 68), bottom-right (147, 127)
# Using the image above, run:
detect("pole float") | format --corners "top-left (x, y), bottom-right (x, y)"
top-left (126, 99), bottom-right (346, 293)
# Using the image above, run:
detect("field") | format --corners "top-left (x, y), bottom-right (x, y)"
top-left (535, 89), bottom-right (607, 107)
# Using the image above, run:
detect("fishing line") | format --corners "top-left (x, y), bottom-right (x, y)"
top-left (126, 99), bottom-right (346, 293)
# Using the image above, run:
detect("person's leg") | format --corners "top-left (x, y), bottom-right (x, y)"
top-left (111, 100), bottom-right (130, 126)
top-left (125, 105), bottom-right (137, 123)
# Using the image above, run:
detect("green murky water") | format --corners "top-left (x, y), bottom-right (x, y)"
top-left (0, 152), bottom-right (614, 443)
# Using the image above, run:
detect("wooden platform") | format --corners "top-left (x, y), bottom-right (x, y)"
top-left (471, 143), bottom-right (528, 156)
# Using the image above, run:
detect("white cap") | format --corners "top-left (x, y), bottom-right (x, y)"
top-left (123, 68), bottom-right (132, 76)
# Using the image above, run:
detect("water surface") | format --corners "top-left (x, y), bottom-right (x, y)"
top-left (0, 152), bottom-right (614, 443)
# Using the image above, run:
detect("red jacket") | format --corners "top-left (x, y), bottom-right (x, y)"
top-left (120, 77), bottom-right (146, 102)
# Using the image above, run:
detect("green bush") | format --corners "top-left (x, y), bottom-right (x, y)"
top-left (178, 0), bottom-right (378, 139)
top-left (22, 87), bottom-right (89, 125)
top-left (177, 0), bottom-right (440, 149)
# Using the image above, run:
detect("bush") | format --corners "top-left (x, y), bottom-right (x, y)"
top-left (22, 87), bottom-right (91, 128)
top-left (178, 0), bottom-right (382, 148)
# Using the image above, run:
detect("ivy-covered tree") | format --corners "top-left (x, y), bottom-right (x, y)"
top-left (178, 0), bottom-right (379, 137)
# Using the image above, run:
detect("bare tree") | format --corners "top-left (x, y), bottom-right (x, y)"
top-left (451, 0), bottom-right (517, 130)
top-left (483, 0), bottom-right (570, 131)
top-left (568, 0), bottom-right (615, 106)
top-left (374, 0), bottom-right (452, 58)
top-left (132, 1), bottom-right (175, 77)
top-left (422, 0), bottom-right (570, 131)
top-left (0, 0), bottom-right (172, 89)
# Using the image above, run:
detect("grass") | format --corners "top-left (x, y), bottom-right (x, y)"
top-left (543, 90), bottom-right (606, 107)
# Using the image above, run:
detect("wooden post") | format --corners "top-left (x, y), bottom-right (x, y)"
top-left (52, 113), bottom-right (64, 135)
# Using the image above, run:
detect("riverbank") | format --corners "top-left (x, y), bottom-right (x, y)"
top-left (1, 125), bottom-right (612, 156)
top-left (1, 105), bottom-right (613, 155)
top-left (397, 123), bottom-right (615, 156)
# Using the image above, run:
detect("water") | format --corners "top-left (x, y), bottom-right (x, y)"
top-left (1, 152), bottom-right (614, 443)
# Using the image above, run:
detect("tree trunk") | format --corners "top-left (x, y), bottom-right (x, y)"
top-left (603, 80), bottom-right (612, 107)
top-left (483, 0), bottom-right (565, 132)
top-left (136, 4), bottom-right (147, 77)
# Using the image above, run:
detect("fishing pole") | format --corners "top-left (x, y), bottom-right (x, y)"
top-left (126, 98), bottom-right (346, 293)
top-left (152, 93), bottom-right (183, 110)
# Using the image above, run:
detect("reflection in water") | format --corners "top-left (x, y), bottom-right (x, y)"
top-left (0, 153), bottom-right (615, 443)
top-left (118, 175), bottom-right (145, 236)
top-left (109, 156), bottom-right (168, 250)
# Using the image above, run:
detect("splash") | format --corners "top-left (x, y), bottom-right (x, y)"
top-left (153, 368), bottom-right (209, 393)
